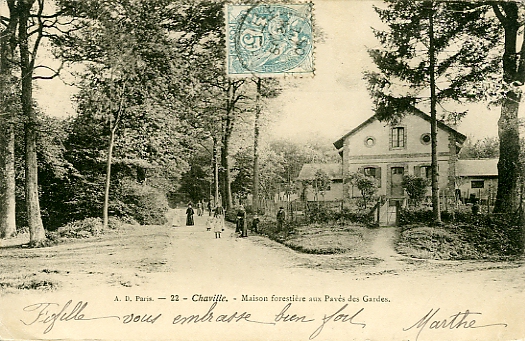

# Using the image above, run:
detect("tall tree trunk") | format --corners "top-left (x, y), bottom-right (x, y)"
top-left (220, 82), bottom-right (235, 210)
top-left (220, 138), bottom-right (232, 209)
top-left (102, 80), bottom-right (125, 229)
top-left (0, 0), bottom-right (17, 238)
top-left (494, 91), bottom-right (520, 213)
top-left (19, 0), bottom-right (46, 245)
top-left (252, 78), bottom-right (261, 213)
top-left (103, 127), bottom-right (116, 230)
top-left (428, 3), bottom-right (441, 224)
top-left (0, 121), bottom-right (16, 239)
top-left (492, 2), bottom-right (521, 213)
top-left (213, 137), bottom-right (219, 206)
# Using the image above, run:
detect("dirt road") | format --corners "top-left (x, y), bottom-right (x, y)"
top-left (1, 214), bottom-right (524, 341)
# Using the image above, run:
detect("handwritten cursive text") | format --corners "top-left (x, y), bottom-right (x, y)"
top-left (403, 308), bottom-right (507, 341)
top-left (21, 300), bottom-right (120, 334)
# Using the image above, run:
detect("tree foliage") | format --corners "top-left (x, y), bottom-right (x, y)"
top-left (366, 0), bottom-right (500, 223)
top-left (346, 172), bottom-right (379, 208)
top-left (460, 137), bottom-right (500, 159)
top-left (402, 175), bottom-right (429, 207)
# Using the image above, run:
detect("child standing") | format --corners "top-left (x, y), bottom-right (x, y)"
top-left (214, 205), bottom-right (224, 238)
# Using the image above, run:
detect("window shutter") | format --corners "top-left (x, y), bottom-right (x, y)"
top-left (376, 167), bottom-right (382, 188)
top-left (414, 166), bottom-right (421, 177)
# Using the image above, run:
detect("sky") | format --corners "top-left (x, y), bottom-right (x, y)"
top-left (266, 0), bottom-right (515, 144)
top-left (33, 0), bottom-right (520, 145)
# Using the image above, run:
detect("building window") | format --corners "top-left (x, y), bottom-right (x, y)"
top-left (415, 165), bottom-right (435, 179)
top-left (364, 136), bottom-right (376, 147)
top-left (471, 180), bottom-right (485, 189)
top-left (422, 166), bottom-right (432, 179)
top-left (391, 167), bottom-right (404, 175)
top-left (420, 133), bottom-right (431, 145)
top-left (363, 166), bottom-right (382, 187)
top-left (392, 127), bottom-right (405, 148)
top-left (364, 167), bottom-right (376, 177)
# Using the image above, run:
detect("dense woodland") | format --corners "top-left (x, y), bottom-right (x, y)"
top-left (0, 0), bottom-right (524, 246)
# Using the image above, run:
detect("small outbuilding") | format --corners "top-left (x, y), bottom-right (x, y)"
top-left (296, 163), bottom-right (343, 202)
top-left (456, 159), bottom-right (498, 204)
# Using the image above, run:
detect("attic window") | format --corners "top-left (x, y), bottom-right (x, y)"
top-left (391, 127), bottom-right (405, 148)
top-left (420, 133), bottom-right (431, 145)
top-left (364, 136), bottom-right (376, 147)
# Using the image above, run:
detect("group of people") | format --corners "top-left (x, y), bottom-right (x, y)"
top-left (184, 201), bottom-right (287, 238)
top-left (185, 202), bottom-right (225, 238)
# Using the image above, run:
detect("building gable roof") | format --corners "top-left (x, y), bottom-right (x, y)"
top-left (297, 163), bottom-right (342, 181)
top-left (333, 110), bottom-right (467, 150)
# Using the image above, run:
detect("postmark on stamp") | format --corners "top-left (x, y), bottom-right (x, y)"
top-left (226, 3), bottom-right (314, 77)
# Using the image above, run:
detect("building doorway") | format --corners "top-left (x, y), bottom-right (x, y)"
top-left (391, 167), bottom-right (405, 197)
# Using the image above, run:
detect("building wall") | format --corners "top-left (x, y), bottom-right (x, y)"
top-left (457, 177), bottom-right (498, 203)
top-left (300, 182), bottom-right (344, 202)
top-left (342, 115), bottom-right (457, 198)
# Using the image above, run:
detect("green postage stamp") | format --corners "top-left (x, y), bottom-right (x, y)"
top-left (226, 3), bottom-right (314, 77)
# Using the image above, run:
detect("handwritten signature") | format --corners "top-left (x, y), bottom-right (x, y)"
top-left (403, 308), bottom-right (507, 341)
top-left (21, 300), bottom-right (120, 334)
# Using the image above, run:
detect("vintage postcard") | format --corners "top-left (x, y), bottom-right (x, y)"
top-left (0, 1), bottom-right (524, 341)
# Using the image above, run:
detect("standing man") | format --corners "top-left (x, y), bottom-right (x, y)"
top-left (207, 201), bottom-right (212, 216)
top-left (276, 207), bottom-right (285, 231)
top-left (236, 205), bottom-right (246, 234)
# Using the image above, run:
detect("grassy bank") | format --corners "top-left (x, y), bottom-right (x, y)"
top-left (243, 215), bottom-right (375, 255)
top-left (397, 211), bottom-right (523, 260)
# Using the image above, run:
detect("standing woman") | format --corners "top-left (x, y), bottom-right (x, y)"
top-left (186, 204), bottom-right (195, 226)
top-left (213, 204), bottom-right (224, 238)
top-left (197, 202), bottom-right (203, 216)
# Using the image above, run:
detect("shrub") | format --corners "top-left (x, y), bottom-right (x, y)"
top-left (398, 225), bottom-right (481, 260)
top-left (454, 214), bottom-right (523, 256)
top-left (345, 172), bottom-right (379, 208)
top-left (55, 217), bottom-right (104, 238)
top-left (398, 209), bottom-right (523, 258)
top-left (112, 180), bottom-right (169, 225)
top-left (338, 208), bottom-right (374, 225)
top-left (402, 175), bottom-right (429, 207)
top-left (304, 205), bottom-right (373, 225)
top-left (255, 215), bottom-right (299, 242)
top-left (306, 206), bottom-right (337, 223)
top-left (398, 208), bottom-right (434, 226)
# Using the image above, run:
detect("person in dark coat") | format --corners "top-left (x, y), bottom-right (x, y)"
top-left (251, 213), bottom-right (260, 233)
top-left (236, 205), bottom-right (246, 234)
top-left (186, 204), bottom-right (195, 226)
top-left (276, 207), bottom-right (285, 231)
